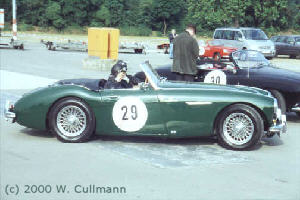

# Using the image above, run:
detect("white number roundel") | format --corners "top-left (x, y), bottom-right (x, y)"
top-left (112, 97), bottom-right (148, 132)
top-left (204, 70), bottom-right (227, 85)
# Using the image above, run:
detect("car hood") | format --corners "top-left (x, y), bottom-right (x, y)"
top-left (245, 39), bottom-right (273, 45)
top-left (251, 65), bottom-right (300, 83)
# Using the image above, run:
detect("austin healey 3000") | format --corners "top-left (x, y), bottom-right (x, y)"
top-left (5, 62), bottom-right (286, 150)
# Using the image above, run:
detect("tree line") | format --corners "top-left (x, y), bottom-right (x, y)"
top-left (1, 0), bottom-right (299, 36)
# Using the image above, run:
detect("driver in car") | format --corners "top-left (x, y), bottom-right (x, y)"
top-left (104, 60), bottom-right (139, 89)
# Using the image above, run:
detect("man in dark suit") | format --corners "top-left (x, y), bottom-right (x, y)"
top-left (172, 24), bottom-right (199, 81)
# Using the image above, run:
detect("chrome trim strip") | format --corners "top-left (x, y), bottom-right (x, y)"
top-left (185, 102), bottom-right (212, 105)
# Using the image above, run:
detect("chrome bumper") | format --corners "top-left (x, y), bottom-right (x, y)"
top-left (268, 108), bottom-right (287, 135)
top-left (291, 103), bottom-right (300, 113)
top-left (4, 101), bottom-right (16, 123)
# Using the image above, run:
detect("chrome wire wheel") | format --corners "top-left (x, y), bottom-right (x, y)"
top-left (56, 105), bottom-right (87, 138)
top-left (223, 113), bottom-right (254, 145)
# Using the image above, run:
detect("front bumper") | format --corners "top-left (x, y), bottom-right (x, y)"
top-left (268, 108), bottom-right (287, 136)
top-left (4, 101), bottom-right (16, 123)
top-left (259, 50), bottom-right (276, 58)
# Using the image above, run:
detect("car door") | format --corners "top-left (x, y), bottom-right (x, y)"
top-left (286, 37), bottom-right (298, 55)
top-left (275, 36), bottom-right (287, 55)
top-left (97, 88), bottom-right (166, 136)
top-left (156, 88), bottom-right (214, 137)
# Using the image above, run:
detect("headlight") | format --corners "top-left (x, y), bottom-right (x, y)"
top-left (223, 49), bottom-right (228, 53)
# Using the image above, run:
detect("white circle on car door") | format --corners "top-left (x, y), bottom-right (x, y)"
top-left (112, 97), bottom-right (148, 132)
top-left (204, 70), bottom-right (227, 85)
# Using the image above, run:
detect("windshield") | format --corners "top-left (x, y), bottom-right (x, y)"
top-left (232, 50), bottom-right (270, 68)
top-left (140, 61), bottom-right (161, 90)
top-left (242, 29), bottom-right (268, 40)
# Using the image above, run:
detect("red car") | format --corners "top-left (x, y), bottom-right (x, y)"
top-left (198, 40), bottom-right (237, 61)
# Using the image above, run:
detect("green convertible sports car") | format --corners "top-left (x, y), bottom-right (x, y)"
top-left (4, 62), bottom-right (286, 150)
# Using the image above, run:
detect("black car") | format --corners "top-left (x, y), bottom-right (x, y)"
top-left (135, 50), bottom-right (300, 117)
top-left (270, 35), bottom-right (300, 58)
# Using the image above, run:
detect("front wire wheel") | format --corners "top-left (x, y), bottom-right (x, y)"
top-left (217, 104), bottom-right (264, 150)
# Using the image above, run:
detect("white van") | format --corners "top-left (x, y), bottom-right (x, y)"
top-left (213, 27), bottom-right (276, 59)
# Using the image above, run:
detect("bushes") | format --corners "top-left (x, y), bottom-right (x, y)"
top-left (120, 26), bottom-right (152, 36)
top-left (17, 23), bottom-right (35, 31)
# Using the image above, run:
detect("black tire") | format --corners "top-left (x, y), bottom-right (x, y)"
top-left (296, 112), bottom-right (300, 118)
top-left (269, 90), bottom-right (286, 114)
top-left (19, 44), bottom-right (24, 50)
top-left (216, 104), bottom-right (264, 150)
top-left (289, 54), bottom-right (297, 59)
top-left (49, 97), bottom-right (95, 143)
top-left (213, 52), bottom-right (221, 61)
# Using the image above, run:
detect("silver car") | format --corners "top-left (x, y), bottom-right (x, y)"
top-left (213, 27), bottom-right (276, 59)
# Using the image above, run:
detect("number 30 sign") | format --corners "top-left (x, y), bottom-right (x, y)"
top-left (112, 97), bottom-right (148, 132)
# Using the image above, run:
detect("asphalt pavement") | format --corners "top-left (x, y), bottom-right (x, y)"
top-left (1, 42), bottom-right (300, 200)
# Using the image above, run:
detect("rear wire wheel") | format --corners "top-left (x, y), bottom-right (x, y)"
top-left (216, 104), bottom-right (264, 150)
top-left (49, 97), bottom-right (95, 142)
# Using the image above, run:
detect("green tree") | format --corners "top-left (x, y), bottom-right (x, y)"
top-left (44, 1), bottom-right (65, 30)
top-left (152, 0), bottom-right (186, 35)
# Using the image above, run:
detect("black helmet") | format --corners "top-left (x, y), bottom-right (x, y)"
top-left (111, 60), bottom-right (127, 76)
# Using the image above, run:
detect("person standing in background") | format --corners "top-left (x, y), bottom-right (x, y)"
top-left (168, 29), bottom-right (177, 59)
top-left (172, 24), bottom-right (199, 81)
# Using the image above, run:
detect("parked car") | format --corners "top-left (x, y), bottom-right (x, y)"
top-left (198, 40), bottom-right (237, 61)
top-left (213, 27), bottom-right (276, 59)
top-left (157, 43), bottom-right (170, 54)
top-left (135, 50), bottom-right (300, 117)
top-left (270, 35), bottom-right (300, 58)
top-left (4, 61), bottom-right (285, 150)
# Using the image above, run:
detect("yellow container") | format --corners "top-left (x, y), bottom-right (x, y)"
top-left (88, 27), bottom-right (119, 59)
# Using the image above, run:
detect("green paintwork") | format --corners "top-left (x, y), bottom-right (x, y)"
top-left (13, 79), bottom-right (275, 138)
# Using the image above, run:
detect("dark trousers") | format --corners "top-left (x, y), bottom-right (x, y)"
top-left (174, 73), bottom-right (195, 81)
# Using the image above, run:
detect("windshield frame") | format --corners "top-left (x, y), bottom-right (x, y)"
top-left (140, 61), bottom-right (161, 90)
top-left (232, 50), bottom-right (270, 68)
